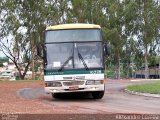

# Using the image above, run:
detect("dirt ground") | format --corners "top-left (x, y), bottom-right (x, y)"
top-left (0, 80), bottom-right (73, 114)
top-left (0, 80), bottom-right (118, 120)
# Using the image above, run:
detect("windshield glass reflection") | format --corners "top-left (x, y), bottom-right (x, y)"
top-left (45, 42), bottom-right (103, 70)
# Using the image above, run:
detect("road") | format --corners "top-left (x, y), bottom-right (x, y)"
top-left (18, 80), bottom-right (160, 114)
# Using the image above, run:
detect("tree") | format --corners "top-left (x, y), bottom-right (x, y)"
top-left (133, 0), bottom-right (159, 78)
top-left (17, 0), bottom-right (47, 80)
top-left (0, 57), bottom-right (9, 67)
top-left (102, 0), bottom-right (128, 79)
top-left (68, 0), bottom-right (105, 24)
top-left (122, 38), bottom-right (138, 78)
top-left (0, 0), bottom-right (31, 79)
top-left (0, 0), bottom-right (48, 79)
top-left (102, 0), bottom-right (159, 79)
top-left (1, 0), bottom-right (159, 80)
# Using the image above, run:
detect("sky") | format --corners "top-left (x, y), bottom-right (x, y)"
top-left (0, 51), bottom-right (5, 57)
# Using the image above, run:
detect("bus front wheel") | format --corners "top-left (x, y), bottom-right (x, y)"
top-left (52, 93), bottom-right (61, 98)
top-left (92, 91), bottom-right (104, 99)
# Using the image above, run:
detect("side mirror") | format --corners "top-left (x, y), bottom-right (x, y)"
top-left (104, 42), bottom-right (110, 56)
top-left (36, 44), bottom-right (44, 58)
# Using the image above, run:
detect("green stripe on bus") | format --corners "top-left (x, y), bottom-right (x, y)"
top-left (44, 70), bottom-right (104, 76)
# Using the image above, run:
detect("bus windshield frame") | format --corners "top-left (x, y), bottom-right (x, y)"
top-left (44, 29), bottom-right (104, 71)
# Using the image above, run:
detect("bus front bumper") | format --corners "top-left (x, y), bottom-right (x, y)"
top-left (44, 84), bottom-right (105, 94)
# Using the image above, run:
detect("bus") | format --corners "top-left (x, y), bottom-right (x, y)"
top-left (37, 23), bottom-right (109, 99)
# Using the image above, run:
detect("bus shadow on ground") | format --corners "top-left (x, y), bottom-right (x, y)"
top-left (51, 92), bottom-right (95, 101)
top-left (39, 92), bottom-right (104, 102)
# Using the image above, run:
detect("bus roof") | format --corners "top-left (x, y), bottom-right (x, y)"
top-left (46, 24), bottom-right (101, 30)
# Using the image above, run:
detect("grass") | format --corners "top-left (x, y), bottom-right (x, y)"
top-left (127, 82), bottom-right (160, 94)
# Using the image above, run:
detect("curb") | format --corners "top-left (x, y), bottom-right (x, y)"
top-left (130, 79), bottom-right (160, 82)
top-left (124, 89), bottom-right (160, 98)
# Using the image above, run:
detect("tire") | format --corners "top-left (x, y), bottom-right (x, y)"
top-left (52, 93), bottom-right (61, 98)
top-left (92, 91), bottom-right (105, 99)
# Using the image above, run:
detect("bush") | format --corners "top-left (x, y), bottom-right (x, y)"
top-left (16, 75), bottom-right (20, 80)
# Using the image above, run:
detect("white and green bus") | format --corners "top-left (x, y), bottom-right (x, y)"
top-left (38, 24), bottom-right (109, 99)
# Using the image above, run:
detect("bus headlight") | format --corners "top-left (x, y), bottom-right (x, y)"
top-left (45, 82), bottom-right (62, 87)
top-left (45, 82), bottom-right (52, 87)
top-left (52, 82), bottom-right (62, 87)
top-left (86, 80), bottom-right (103, 85)
top-left (86, 80), bottom-right (95, 85)
top-left (94, 80), bottom-right (102, 85)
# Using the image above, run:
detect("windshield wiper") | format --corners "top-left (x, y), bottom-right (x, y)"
top-left (58, 56), bottom-right (73, 71)
top-left (76, 44), bottom-right (89, 70)
top-left (78, 52), bottom-right (89, 70)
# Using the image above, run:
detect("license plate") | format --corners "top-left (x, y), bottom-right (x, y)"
top-left (69, 86), bottom-right (79, 90)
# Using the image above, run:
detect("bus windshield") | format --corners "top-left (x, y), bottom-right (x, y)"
top-left (45, 42), bottom-right (103, 70)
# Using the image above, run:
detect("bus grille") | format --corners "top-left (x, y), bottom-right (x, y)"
top-left (63, 81), bottom-right (84, 86)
